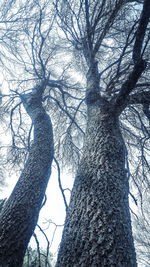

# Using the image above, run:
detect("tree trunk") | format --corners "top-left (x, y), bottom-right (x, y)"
top-left (0, 91), bottom-right (54, 267)
top-left (56, 98), bottom-right (137, 266)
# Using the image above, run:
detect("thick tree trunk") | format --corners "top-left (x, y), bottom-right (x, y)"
top-left (56, 98), bottom-right (137, 266)
top-left (0, 91), bottom-right (54, 267)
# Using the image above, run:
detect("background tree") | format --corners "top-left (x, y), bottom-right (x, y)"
top-left (0, 0), bottom-right (84, 265)
top-left (23, 246), bottom-right (54, 267)
top-left (133, 193), bottom-right (150, 267)
top-left (0, 1), bottom-right (55, 266)
top-left (0, 89), bottom-right (7, 190)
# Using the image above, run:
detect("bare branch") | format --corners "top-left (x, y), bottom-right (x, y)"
top-left (44, 95), bottom-right (85, 135)
top-left (114, 59), bottom-right (147, 114)
top-left (128, 90), bottom-right (150, 105)
top-left (54, 157), bottom-right (68, 212)
top-left (133, 0), bottom-right (150, 63)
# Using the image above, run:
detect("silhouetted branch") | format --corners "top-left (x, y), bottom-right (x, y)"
top-left (54, 157), bottom-right (68, 212)
top-left (133, 0), bottom-right (150, 64)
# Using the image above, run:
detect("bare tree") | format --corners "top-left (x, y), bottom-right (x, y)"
top-left (132, 193), bottom-right (150, 267)
top-left (0, 0), bottom-right (84, 265)
top-left (0, 1), bottom-right (56, 266)
top-left (54, 0), bottom-right (150, 266)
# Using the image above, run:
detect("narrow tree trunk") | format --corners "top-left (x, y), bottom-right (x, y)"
top-left (56, 98), bottom-right (137, 266)
top-left (0, 91), bottom-right (54, 267)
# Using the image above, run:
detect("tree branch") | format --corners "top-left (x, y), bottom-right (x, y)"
top-left (128, 90), bottom-right (150, 105)
top-left (133, 0), bottom-right (150, 64)
top-left (143, 103), bottom-right (150, 121)
top-left (54, 157), bottom-right (68, 212)
top-left (114, 59), bottom-right (147, 114)
top-left (44, 95), bottom-right (85, 135)
top-left (85, 0), bottom-right (93, 57)
top-left (93, 0), bottom-right (124, 57)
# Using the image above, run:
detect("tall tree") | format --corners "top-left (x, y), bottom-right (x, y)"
top-left (0, 0), bottom-right (82, 265)
top-left (55, 0), bottom-right (150, 266)
top-left (133, 193), bottom-right (150, 267)
top-left (0, 1), bottom-right (55, 266)
top-left (0, 82), bottom-right (54, 267)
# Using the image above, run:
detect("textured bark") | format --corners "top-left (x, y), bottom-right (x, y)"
top-left (0, 90), bottom-right (54, 267)
top-left (56, 98), bottom-right (137, 266)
